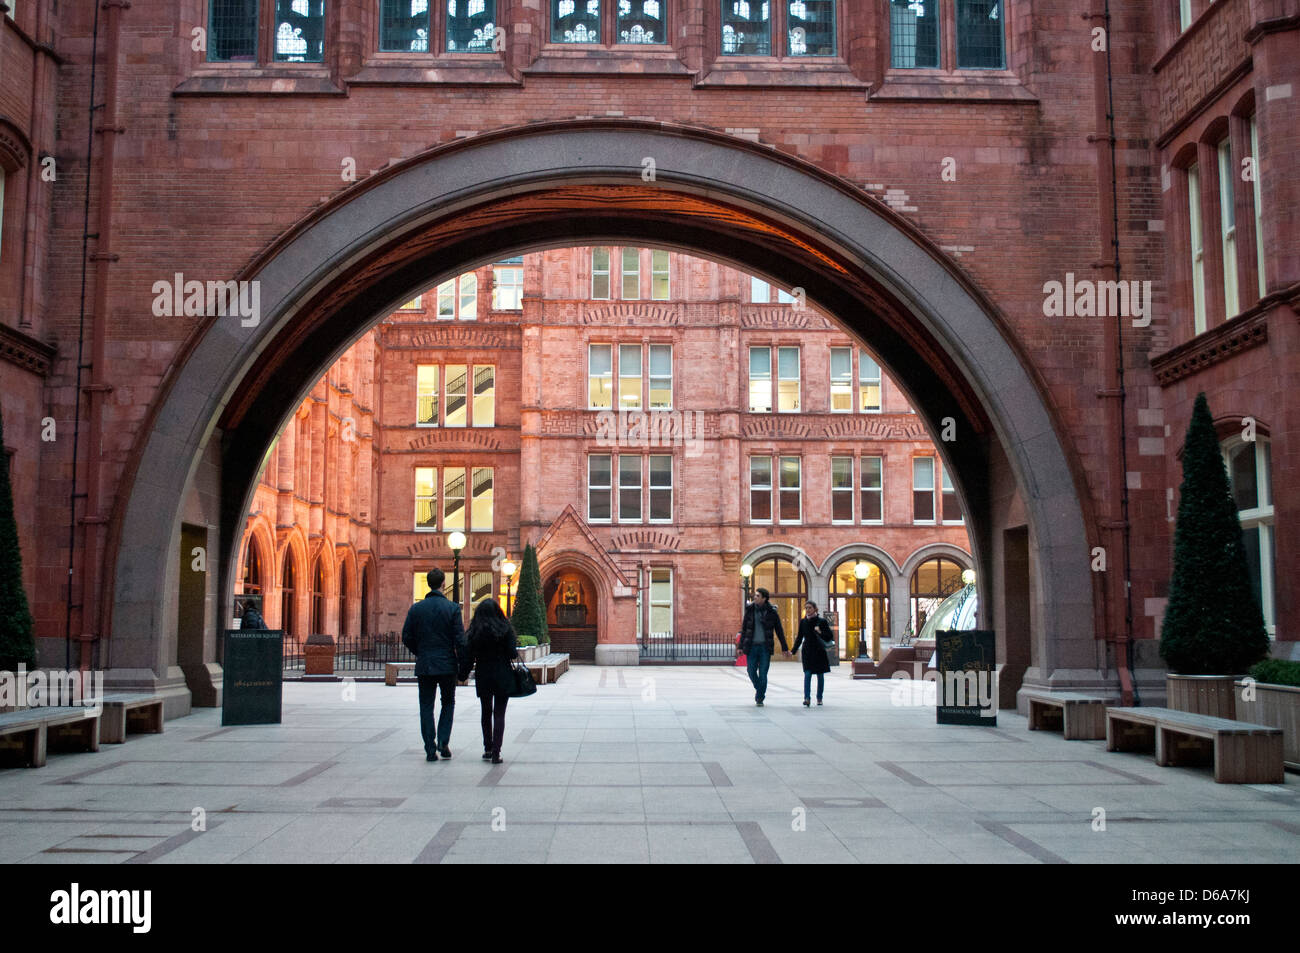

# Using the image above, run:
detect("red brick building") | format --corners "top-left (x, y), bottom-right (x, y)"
top-left (236, 249), bottom-right (972, 664)
top-left (0, 0), bottom-right (1294, 714)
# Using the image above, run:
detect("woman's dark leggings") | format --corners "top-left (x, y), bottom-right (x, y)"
top-left (480, 693), bottom-right (509, 754)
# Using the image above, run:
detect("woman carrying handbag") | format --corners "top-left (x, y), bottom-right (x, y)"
top-left (791, 600), bottom-right (834, 707)
top-left (464, 599), bottom-right (523, 764)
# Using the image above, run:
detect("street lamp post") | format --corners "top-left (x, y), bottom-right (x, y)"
top-left (448, 531), bottom-right (467, 604)
top-left (854, 560), bottom-right (878, 660)
top-left (739, 563), bottom-right (753, 606)
top-left (502, 558), bottom-right (517, 617)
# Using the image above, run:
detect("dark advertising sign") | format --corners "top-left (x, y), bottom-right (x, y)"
top-left (222, 629), bottom-right (284, 726)
top-left (936, 629), bottom-right (997, 726)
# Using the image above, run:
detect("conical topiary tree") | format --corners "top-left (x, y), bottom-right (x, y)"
top-left (510, 543), bottom-right (548, 645)
top-left (0, 406), bottom-right (38, 672)
top-left (1160, 393), bottom-right (1270, 675)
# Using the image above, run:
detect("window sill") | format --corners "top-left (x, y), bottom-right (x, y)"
top-left (524, 50), bottom-right (692, 77)
top-left (174, 67), bottom-right (344, 96)
top-left (697, 59), bottom-right (866, 89)
top-left (350, 56), bottom-right (519, 87)
top-left (870, 70), bottom-right (1037, 103)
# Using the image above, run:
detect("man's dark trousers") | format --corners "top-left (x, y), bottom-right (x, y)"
top-left (418, 674), bottom-right (458, 755)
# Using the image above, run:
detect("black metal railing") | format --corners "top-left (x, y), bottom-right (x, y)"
top-left (282, 631), bottom-right (415, 676)
top-left (638, 631), bottom-right (737, 664)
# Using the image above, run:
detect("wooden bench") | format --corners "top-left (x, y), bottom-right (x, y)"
top-left (1024, 691), bottom-right (1110, 740)
top-left (525, 653), bottom-right (570, 685)
top-left (99, 693), bottom-right (166, 744)
top-left (0, 707), bottom-right (101, 767)
top-left (1106, 706), bottom-right (1284, 784)
top-left (384, 662), bottom-right (416, 686)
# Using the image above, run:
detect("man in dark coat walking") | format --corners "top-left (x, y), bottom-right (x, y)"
top-left (401, 567), bottom-right (467, 761)
top-left (739, 587), bottom-right (789, 706)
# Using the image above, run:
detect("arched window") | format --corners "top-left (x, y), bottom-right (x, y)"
top-left (242, 540), bottom-right (262, 595)
top-left (281, 556), bottom-right (296, 638)
top-left (311, 559), bottom-right (326, 635)
top-left (910, 556), bottom-right (966, 635)
top-left (750, 555), bottom-right (808, 643)
top-left (1223, 435), bottom-right (1275, 637)
top-left (829, 559), bottom-right (890, 660)
top-left (338, 564), bottom-right (350, 640)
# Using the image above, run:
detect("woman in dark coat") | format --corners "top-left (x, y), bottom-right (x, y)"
top-left (464, 599), bottom-right (519, 764)
top-left (791, 600), bottom-right (834, 707)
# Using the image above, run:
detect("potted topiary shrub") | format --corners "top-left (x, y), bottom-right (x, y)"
top-left (510, 543), bottom-right (549, 660)
top-left (1160, 394), bottom-right (1270, 717)
top-left (1236, 659), bottom-right (1300, 769)
top-left (0, 407), bottom-right (39, 713)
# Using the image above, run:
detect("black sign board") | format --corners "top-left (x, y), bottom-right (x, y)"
top-left (222, 629), bottom-right (284, 726)
top-left (936, 629), bottom-right (997, 726)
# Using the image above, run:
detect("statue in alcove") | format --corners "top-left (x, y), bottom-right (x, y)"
top-left (555, 577), bottom-right (588, 626)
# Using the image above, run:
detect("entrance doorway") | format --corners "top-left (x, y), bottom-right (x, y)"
top-left (544, 568), bottom-right (598, 661)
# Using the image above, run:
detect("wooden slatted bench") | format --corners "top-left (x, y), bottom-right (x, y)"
top-left (1106, 706), bottom-right (1284, 784)
top-left (524, 653), bottom-right (571, 685)
top-left (99, 693), bottom-right (166, 744)
top-left (1024, 691), bottom-right (1111, 740)
top-left (384, 662), bottom-right (416, 686)
top-left (0, 707), bottom-right (101, 768)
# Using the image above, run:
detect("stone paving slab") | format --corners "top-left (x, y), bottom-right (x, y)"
top-left (0, 665), bottom-right (1295, 863)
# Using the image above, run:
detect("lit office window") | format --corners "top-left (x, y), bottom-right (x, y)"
top-left (619, 344), bottom-right (643, 410)
top-left (493, 258), bottom-right (524, 310)
top-left (777, 347), bottom-right (800, 413)
top-left (830, 348), bottom-right (852, 412)
top-left (859, 352), bottom-right (882, 412)
top-left (444, 365), bottom-right (467, 427)
top-left (471, 466), bottom-right (493, 531)
top-left (416, 365), bottom-right (439, 425)
top-left (650, 568), bottom-right (673, 637)
top-left (415, 467), bottom-right (438, 529)
top-left (589, 344), bottom-right (614, 409)
top-left (649, 345), bottom-right (672, 409)
top-left (472, 365), bottom-right (495, 427)
top-left (443, 467), bottom-right (466, 531)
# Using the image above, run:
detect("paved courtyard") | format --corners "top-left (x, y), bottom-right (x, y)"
top-left (1, 665), bottom-right (1296, 864)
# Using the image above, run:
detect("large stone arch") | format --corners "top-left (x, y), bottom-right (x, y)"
top-left (103, 120), bottom-right (1096, 713)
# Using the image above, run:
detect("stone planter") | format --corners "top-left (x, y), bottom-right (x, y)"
top-left (1166, 674), bottom-right (1239, 719)
top-left (304, 633), bottom-right (336, 676)
top-left (1236, 680), bottom-right (1300, 769)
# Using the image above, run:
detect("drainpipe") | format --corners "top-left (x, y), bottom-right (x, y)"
top-left (84, 0), bottom-right (127, 666)
top-left (1089, 1), bottom-right (1137, 706)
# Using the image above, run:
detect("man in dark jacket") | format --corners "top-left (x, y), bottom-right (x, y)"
top-left (401, 567), bottom-right (467, 761)
top-left (739, 587), bottom-right (789, 706)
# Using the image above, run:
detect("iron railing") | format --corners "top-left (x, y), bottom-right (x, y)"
top-left (638, 631), bottom-right (737, 664)
top-left (282, 631), bottom-right (415, 676)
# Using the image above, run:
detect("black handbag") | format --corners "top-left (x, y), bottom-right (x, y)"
top-left (509, 661), bottom-right (537, 698)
